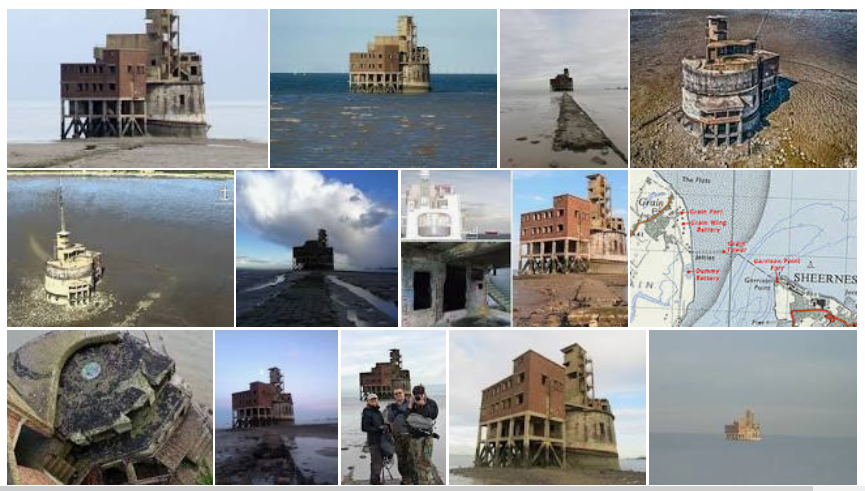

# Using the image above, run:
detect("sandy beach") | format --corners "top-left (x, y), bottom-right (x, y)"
top-left (7, 138), bottom-right (267, 169)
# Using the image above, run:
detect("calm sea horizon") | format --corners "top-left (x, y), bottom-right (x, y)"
top-left (649, 432), bottom-right (856, 485)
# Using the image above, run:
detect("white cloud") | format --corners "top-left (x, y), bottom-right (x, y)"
top-left (237, 170), bottom-right (397, 270)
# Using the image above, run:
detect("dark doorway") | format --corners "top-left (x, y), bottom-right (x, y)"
top-left (443, 265), bottom-right (467, 312)
top-left (413, 272), bottom-right (432, 310)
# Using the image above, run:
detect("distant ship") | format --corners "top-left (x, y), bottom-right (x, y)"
top-left (725, 408), bottom-right (762, 441)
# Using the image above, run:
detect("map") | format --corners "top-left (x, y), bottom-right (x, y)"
top-left (629, 170), bottom-right (857, 327)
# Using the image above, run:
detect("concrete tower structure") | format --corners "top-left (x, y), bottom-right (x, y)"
top-left (44, 191), bottom-right (104, 307)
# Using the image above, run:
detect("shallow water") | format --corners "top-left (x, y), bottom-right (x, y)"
top-left (650, 433), bottom-right (856, 485)
top-left (292, 436), bottom-right (339, 485)
top-left (327, 275), bottom-right (398, 320)
top-left (7, 101), bottom-right (268, 143)
top-left (7, 330), bottom-right (213, 409)
top-left (501, 88), bottom-right (628, 168)
top-left (270, 73), bottom-right (497, 168)
top-left (7, 176), bottom-right (235, 327)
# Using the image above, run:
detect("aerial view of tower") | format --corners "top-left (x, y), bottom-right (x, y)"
top-left (349, 15), bottom-right (431, 93)
top-left (44, 191), bottom-right (104, 307)
top-left (60, 9), bottom-right (208, 139)
top-left (681, 15), bottom-right (779, 146)
top-left (403, 170), bottom-right (463, 240)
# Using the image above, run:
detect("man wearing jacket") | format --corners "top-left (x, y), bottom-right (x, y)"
top-left (407, 385), bottom-right (438, 485)
top-left (361, 393), bottom-right (386, 485)
top-left (385, 388), bottom-right (415, 485)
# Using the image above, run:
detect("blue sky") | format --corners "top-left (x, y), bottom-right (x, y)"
top-left (236, 170), bottom-right (399, 271)
top-left (650, 331), bottom-right (857, 437)
top-left (271, 10), bottom-right (497, 74)
top-left (511, 170), bottom-right (628, 266)
top-left (215, 330), bottom-right (338, 428)
top-left (7, 9), bottom-right (269, 102)
top-left (449, 331), bottom-right (647, 458)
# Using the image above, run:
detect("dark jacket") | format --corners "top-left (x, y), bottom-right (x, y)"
top-left (385, 399), bottom-right (411, 435)
top-left (409, 397), bottom-right (438, 420)
top-left (361, 405), bottom-right (386, 446)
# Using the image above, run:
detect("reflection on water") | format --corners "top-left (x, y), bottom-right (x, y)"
top-left (327, 275), bottom-right (398, 320)
top-left (292, 436), bottom-right (340, 485)
top-left (650, 433), bottom-right (856, 485)
top-left (7, 176), bottom-right (234, 327)
top-left (7, 330), bottom-right (213, 409)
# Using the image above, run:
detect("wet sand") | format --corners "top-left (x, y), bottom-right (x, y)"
top-left (630, 10), bottom-right (856, 168)
top-left (513, 273), bottom-right (628, 327)
top-left (450, 466), bottom-right (645, 485)
top-left (7, 138), bottom-right (267, 168)
top-left (236, 270), bottom-right (398, 327)
top-left (215, 424), bottom-right (339, 485)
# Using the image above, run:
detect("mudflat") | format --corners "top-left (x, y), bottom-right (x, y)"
top-left (8, 138), bottom-right (267, 168)
top-left (630, 10), bottom-right (856, 168)
top-left (451, 466), bottom-right (645, 485)
top-left (216, 424), bottom-right (339, 485)
top-left (513, 273), bottom-right (628, 327)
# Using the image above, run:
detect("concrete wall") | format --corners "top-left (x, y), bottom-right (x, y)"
top-left (565, 409), bottom-right (618, 457)
top-left (402, 254), bottom-right (446, 327)
top-left (146, 82), bottom-right (206, 125)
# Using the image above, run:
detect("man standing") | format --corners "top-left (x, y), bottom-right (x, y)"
top-left (361, 394), bottom-right (386, 485)
top-left (407, 385), bottom-right (438, 485)
top-left (385, 388), bottom-right (415, 484)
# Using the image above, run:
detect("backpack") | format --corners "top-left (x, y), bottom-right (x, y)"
top-left (406, 413), bottom-right (435, 436)
top-left (380, 432), bottom-right (396, 457)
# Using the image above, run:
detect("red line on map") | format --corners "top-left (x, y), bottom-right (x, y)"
top-left (790, 309), bottom-right (856, 327)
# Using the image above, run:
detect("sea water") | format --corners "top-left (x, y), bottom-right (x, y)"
top-left (649, 433), bottom-right (856, 485)
top-left (270, 73), bottom-right (497, 168)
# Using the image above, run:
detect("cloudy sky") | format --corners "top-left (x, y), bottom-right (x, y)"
top-left (7, 9), bottom-right (268, 102)
top-left (501, 9), bottom-right (629, 89)
top-left (341, 330), bottom-right (446, 398)
top-left (215, 330), bottom-right (338, 428)
top-left (449, 331), bottom-right (646, 458)
top-left (271, 10), bottom-right (497, 74)
top-left (650, 331), bottom-right (857, 437)
top-left (511, 170), bottom-right (628, 269)
top-left (402, 170), bottom-right (511, 235)
top-left (236, 170), bottom-right (398, 271)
